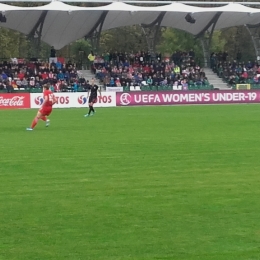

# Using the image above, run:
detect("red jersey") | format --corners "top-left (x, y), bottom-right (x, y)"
top-left (43, 90), bottom-right (55, 107)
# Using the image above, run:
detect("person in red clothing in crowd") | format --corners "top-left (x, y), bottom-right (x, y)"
top-left (143, 64), bottom-right (151, 74)
top-left (26, 84), bottom-right (57, 131)
top-left (17, 70), bottom-right (24, 80)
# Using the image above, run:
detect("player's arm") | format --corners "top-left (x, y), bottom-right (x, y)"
top-left (41, 95), bottom-right (49, 107)
top-left (52, 95), bottom-right (57, 105)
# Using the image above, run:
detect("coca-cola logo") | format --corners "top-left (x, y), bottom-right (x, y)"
top-left (0, 96), bottom-right (25, 106)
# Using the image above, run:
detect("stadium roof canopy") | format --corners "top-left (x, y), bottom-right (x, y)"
top-left (1, 0), bottom-right (260, 49)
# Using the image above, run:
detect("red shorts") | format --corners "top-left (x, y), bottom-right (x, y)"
top-left (39, 106), bottom-right (52, 116)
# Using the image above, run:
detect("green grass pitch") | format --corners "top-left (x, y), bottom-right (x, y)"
top-left (1, 105), bottom-right (260, 260)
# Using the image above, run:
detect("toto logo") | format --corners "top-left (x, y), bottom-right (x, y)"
top-left (78, 95), bottom-right (88, 105)
top-left (120, 93), bottom-right (132, 106)
top-left (34, 96), bottom-right (44, 105)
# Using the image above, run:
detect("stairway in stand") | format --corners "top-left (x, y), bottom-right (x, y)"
top-left (203, 68), bottom-right (231, 90)
top-left (78, 70), bottom-right (105, 91)
top-left (78, 70), bottom-right (95, 83)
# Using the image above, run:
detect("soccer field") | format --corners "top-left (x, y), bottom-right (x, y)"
top-left (1, 105), bottom-right (260, 260)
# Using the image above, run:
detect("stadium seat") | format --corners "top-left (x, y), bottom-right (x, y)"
top-left (14, 89), bottom-right (29, 93)
top-left (151, 85), bottom-right (157, 91)
top-left (162, 85), bottom-right (168, 91)
top-left (30, 88), bottom-right (42, 93)
top-left (77, 86), bottom-right (84, 92)
top-left (141, 85), bottom-right (150, 91)
top-left (123, 86), bottom-right (130, 92)
top-left (157, 86), bottom-right (164, 91)
top-left (188, 84), bottom-right (195, 90)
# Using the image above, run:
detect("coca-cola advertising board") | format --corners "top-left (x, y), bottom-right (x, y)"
top-left (116, 90), bottom-right (260, 106)
top-left (0, 93), bottom-right (30, 109)
top-left (30, 92), bottom-right (116, 108)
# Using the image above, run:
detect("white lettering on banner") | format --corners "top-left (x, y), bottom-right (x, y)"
top-left (131, 92), bottom-right (257, 105)
top-left (239, 93), bottom-right (245, 101)
top-left (212, 92), bottom-right (249, 102)
top-left (247, 92), bottom-right (257, 100)
top-left (162, 93), bottom-right (207, 103)
top-left (204, 93), bottom-right (210, 102)
top-left (0, 96), bottom-right (24, 106)
top-left (143, 94), bottom-right (148, 103)
top-left (134, 94), bottom-right (161, 103)
top-left (154, 94), bottom-right (160, 102)
top-left (30, 92), bottom-right (116, 108)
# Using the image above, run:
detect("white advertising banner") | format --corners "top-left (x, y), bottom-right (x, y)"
top-left (49, 57), bottom-right (57, 64)
top-left (30, 92), bottom-right (116, 108)
top-left (106, 87), bottom-right (123, 92)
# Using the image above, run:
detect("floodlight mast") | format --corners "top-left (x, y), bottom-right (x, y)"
top-left (1, 0), bottom-right (260, 5)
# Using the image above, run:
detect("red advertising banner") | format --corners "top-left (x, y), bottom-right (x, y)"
top-left (0, 93), bottom-right (31, 109)
top-left (116, 90), bottom-right (260, 106)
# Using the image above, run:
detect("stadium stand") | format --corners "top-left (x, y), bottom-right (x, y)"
top-left (0, 50), bottom-right (218, 93)
top-left (210, 51), bottom-right (260, 90)
top-left (0, 59), bottom-right (89, 93)
top-left (92, 50), bottom-right (214, 91)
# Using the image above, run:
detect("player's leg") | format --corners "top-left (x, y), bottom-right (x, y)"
top-left (91, 99), bottom-right (97, 114)
top-left (90, 101), bottom-right (95, 115)
top-left (45, 118), bottom-right (50, 127)
top-left (40, 115), bottom-right (47, 121)
top-left (26, 110), bottom-right (42, 130)
top-left (40, 115), bottom-right (50, 127)
top-left (42, 109), bottom-right (51, 126)
top-left (85, 100), bottom-right (93, 117)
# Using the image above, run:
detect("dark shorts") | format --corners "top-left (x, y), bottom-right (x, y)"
top-left (89, 96), bottom-right (97, 104)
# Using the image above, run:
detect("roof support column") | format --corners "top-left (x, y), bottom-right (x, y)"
top-left (195, 12), bottom-right (222, 68)
top-left (141, 12), bottom-right (166, 54)
top-left (27, 11), bottom-right (48, 58)
top-left (85, 11), bottom-right (108, 54)
top-left (244, 25), bottom-right (260, 59)
top-left (200, 37), bottom-right (210, 68)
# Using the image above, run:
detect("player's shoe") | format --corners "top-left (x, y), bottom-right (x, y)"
top-left (26, 127), bottom-right (33, 131)
top-left (46, 119), bottom-right (50, 127)
top-left (84, 114), bottom-right (89, 117)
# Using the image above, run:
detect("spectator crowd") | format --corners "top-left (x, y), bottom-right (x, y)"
top-left (91, 50), bottom-right (209, 90)
top-left (3, 49), bottom-right (260, 93)
top-left (0, 59), bottom-right (88, 93)
top-left (210, 51), bottom-right (260, 87)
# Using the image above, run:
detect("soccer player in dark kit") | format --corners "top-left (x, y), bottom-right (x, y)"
top-left (84, 79), bottom-right (102, 117)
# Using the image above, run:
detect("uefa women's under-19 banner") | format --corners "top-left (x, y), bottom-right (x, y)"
top-left (116, 90), bottom-right (260, 106)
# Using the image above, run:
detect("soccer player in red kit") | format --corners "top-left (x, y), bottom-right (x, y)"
top-left (26, 84), bottom-right (57, 131)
